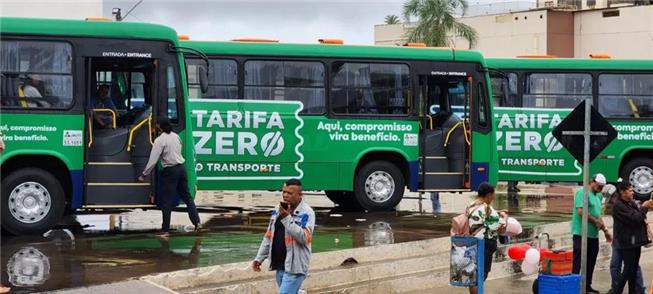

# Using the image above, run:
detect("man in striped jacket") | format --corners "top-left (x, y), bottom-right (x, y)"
top-left (252, 179), bottom-right (315, 294)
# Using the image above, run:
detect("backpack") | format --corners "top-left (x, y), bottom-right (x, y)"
top-left (450, 203), bottom-right (486, 236)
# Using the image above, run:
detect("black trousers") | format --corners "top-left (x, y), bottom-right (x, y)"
top-left (160, 164), bottom-right (200, 232)
top-left (615, 247), bottom-right (642, 294)
top-left (572, 235), bottom-right (599, 289)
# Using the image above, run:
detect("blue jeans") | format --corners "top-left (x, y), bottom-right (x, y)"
top-left (275, 270), bottom-right (306, 294)
top-left (610, 244), bottom-right (645, 293)
top-left (430, 192), bottom-right (441, 213)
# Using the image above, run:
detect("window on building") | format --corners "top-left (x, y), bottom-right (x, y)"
top-left (598, 74), bottom-right (653, 118)
top-left (1, 40), bottom-right (73, 109)
top-left (187, 59), bottom-right (238, 99)
top-left (244, 60), bottom-right (325, 114)
top-left (523, 73), bottom-right (591, 108)
top-left (331, 62), bottom-right (410, 115)
top-left (490, 72), bottom-right (518, 107)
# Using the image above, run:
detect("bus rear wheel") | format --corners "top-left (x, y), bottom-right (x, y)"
top-left (354, 161), bottom-right (405, 211)
top-left (621, 157), bottom-right (653, 200)
top-left (1, 168), bottom-right (65, 235)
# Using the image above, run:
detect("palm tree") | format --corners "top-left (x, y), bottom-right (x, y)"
top-left (402, 0), bottom-right (478, 49)
top-left (385, 14), bottom-right (401, 25)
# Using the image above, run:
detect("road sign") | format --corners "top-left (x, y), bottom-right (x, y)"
top-left (552, 100), bottom-right (618, 164)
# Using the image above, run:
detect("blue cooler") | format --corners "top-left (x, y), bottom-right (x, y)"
top-left (538, 274), bottom-right (580, 294)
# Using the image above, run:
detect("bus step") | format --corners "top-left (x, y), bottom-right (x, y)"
top-left (85, 183), bottom-right (151, 205)
top-left (85, 163), bottom-right (136, 182)
top-left (421, 157), bottom-right (449, 173)
top-left (421, 174), bottom-right (465, 190)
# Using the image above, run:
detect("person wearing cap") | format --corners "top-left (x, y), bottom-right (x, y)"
top-left (137, 117), bottom-right (201, 238)
top-left (571, 173), bottom-right (613, 294)
top-left (23, 74), bottom-right (43, 98)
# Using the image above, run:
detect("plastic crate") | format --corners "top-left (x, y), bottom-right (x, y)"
top-left (538, 274), bottom-right (580, 294)
top-left (540, 249), bottom-right (573, 275)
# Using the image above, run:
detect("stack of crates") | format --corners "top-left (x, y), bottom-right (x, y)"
top-left (537, 249), bottom-right (579, 293)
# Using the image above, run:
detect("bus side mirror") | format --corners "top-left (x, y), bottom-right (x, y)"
top-left (198, 66), bottom-right (209, 94)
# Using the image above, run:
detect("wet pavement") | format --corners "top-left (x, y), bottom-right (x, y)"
top-left (1, 188), bottom-right (577, 293)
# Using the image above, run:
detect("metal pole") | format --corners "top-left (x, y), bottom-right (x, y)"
top-left (580, 99), bottom-right (592, 294)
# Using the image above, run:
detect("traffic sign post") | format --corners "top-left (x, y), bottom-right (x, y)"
top-left (552, 99), bottom-right (617, 294)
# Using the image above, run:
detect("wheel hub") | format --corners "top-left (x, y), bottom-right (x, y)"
top-left (8, 182), bottom-right (52, 224)
top-left (364, 171), bottom-right (395, 203)
top-left (629, 166), bottom-right (653, 195)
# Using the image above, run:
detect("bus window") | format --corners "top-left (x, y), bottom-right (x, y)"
top-left (331, 62), bottom-right (410, 115)
top-left (0, 40), bottom-right (72, 109)
top-left (524, 73), bottom-right (591, 108)
top-left (187, 59), bottom-right (238, 99)
top-left (244, 60), bottom-right (325, 114)
top-left (478, 82), bottom-right (488, 127)
top-left (166, 65), bottom-right (179, 122)
top-left (490, 72), bottom-right (518, 107)
top-left (599, 74), bottom-right (653, 118)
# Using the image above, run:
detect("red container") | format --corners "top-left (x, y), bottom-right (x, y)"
top-left (540, 249), bottom-right (573, 275)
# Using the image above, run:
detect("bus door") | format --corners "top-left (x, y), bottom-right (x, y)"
top-left (84, 57), bottom-right (157, 205)
top-left (416, 68), bottom-right (470, 191)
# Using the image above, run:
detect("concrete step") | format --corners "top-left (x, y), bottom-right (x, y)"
top-left (178, 252), bottom-right (443, 294)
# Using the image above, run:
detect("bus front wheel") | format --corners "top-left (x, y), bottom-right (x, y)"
top-left (621, 157), bottom-right (653, 200)
top-left (1, 168), bottom-right (65, 235)
top-left (354, 161), bottom-right (405, 211)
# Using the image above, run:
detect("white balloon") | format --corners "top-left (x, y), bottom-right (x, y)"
top-left (521, 261), bottom-right (539, 275)
top-left (524, 248), bottom-right (541, 264)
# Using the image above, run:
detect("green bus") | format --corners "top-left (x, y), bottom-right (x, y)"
top-left (180, 40), bottom-right (498, 210)
top-left (0, 16), bottom-right (498, 235)
top-left (488, 57), bottom-right (653, 199)
top-left (0, 17), bottom-right (198, 234)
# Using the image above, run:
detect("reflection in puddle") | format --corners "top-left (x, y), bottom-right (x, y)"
top-left (7, 247), bottom-right (50, 287)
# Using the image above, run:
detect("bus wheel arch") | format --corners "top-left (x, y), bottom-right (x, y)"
top-left (353, 152), bottom-right (408, 211)
top-left (619, 150), bottom-right (653, 200)
top-left (2, 156), bottom-right (70, 235)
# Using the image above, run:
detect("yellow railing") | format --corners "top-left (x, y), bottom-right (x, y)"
top-left (127, 115), bottom-right (153, 152)
top-left (91, 108), bottom-right (117, 129)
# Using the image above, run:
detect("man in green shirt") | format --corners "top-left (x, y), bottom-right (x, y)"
top-left (571, 173), bottom-right (613, 294)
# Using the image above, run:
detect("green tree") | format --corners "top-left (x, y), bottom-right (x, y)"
top-left (385, 14), bottom-right (401, 24)
top-left (403, 0), bottom-right (478, 49)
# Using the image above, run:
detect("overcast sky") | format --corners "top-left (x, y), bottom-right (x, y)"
top-left (103, 0), bottom-right (530, 45)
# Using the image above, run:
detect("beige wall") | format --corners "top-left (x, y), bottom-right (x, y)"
top-left (0, 0), bottom-right (103, 19)
top-left (374, 11), bottom-right (551, 58)
top-left (574, 5), bottom-right (653, 59)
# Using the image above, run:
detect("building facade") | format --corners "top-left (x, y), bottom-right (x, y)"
top-left (375, 4), bottom-right (653, 59)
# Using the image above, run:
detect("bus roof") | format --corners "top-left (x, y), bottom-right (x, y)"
top-left (487, 57), bottom-right (653, 71)
top-left (181, 40), bottom-right (486, 63)
top-left (0, 17), bottom-right (178, 42)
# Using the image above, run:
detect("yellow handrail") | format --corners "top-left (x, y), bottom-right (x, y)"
top-left (87, 117), bottom-right (93, 148)
top-left (92, 108), bottom-right (117, 129)
top-left (127, 114), bottom-right (153, 151)
top-left (426, 114), bottom-right (433, 130)
top-left (627, 98), bottom-right (640, 118)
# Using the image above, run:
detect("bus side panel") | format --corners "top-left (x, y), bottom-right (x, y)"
top-left (494, 107), bottom-right (585, 183)
top-left (0, 113), bottom-right (85, 205)
top-left (598, 121), bottom-right (653, 181)
top-left (188, 99), bottom-right (419, 191)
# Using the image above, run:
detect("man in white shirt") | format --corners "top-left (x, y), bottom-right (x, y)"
top-left (137, 117), bottom-right (201, 238)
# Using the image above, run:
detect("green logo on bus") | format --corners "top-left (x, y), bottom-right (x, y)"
top-left (190, 99), bottom-right (304, 181)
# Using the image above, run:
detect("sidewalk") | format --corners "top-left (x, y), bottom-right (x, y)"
top-left (422, 259), bottom-right (653, 294)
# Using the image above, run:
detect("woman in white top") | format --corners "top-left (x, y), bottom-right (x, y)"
top-left (467, 182), bottom-right (508, 294)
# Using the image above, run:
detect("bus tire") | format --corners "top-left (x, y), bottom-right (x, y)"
top-left (325, 190), bottom-right (361, 210)
top-left (354, 161), bottom-right (405, 211)
top-left (620, 157), bottom-right (653, 200)
top-left (1, 168), bottom-right (65, 235)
